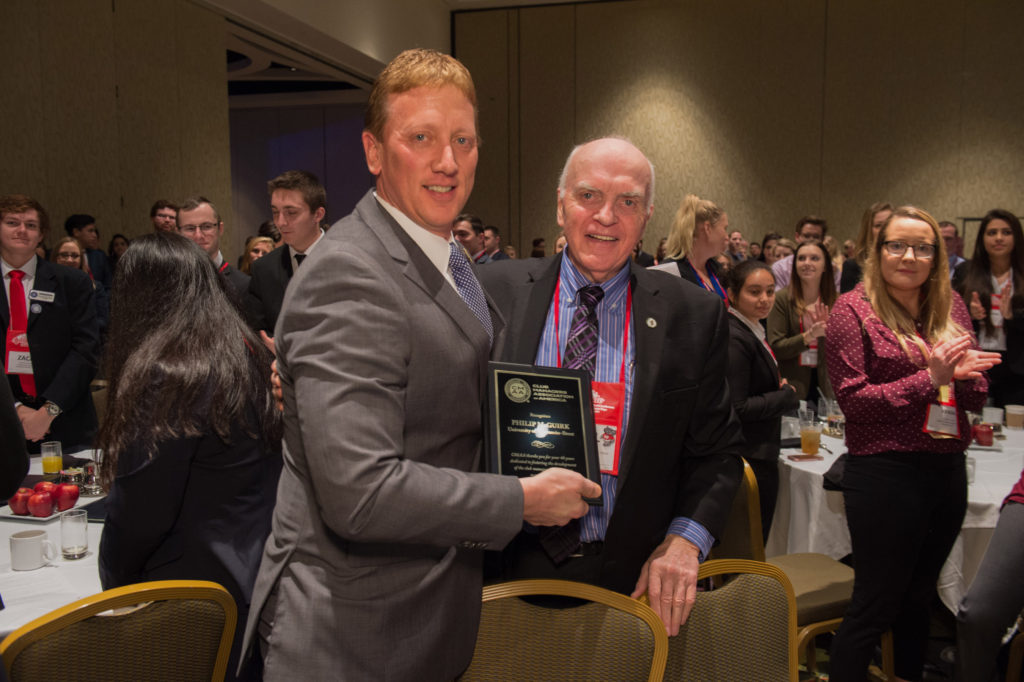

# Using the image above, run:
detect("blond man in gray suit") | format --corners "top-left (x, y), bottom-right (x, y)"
top-left (241, 49), bottom-right (600, 681)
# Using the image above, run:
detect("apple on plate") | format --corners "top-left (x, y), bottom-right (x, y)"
top-left (7, 488), bottom-right (33, 515)
top-left (33, 481), bottom-right (59, 497)
top-left (54, 483), bottom-right (80, 512)
top-left (27, 491), bottom-right (54, 518)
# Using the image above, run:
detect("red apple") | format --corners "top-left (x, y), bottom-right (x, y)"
top-left (27, 491), bottom-right (54, 518)
top-left (54, 483), bottom-right (80, 512)
top-left (8, 488), bottom-right (33, 515)
top-left (34, 481), bottom-right (58, 497)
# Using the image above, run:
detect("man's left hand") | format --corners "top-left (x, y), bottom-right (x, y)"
top-left (19, 406), bottom-right (55, 442)
top-left (630, 534), bottom-right (700, 636)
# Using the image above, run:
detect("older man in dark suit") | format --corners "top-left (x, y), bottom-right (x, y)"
top-left (480, 138), bottom-right (744, 635)
top-left (2, 195), bottom-right (99, 453)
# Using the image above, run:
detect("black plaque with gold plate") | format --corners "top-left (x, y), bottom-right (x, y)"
top-left (485, 361), bottom-right (601, 505)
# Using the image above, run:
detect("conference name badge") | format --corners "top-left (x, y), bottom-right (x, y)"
top-left (592, 381), bottom-right (625, 475)
top-left (28, 290), bottom-right (55, 303)
top-left (923, 384), bottom-right (959, 439)
top-left (4, 330), bottom-right (33, 375)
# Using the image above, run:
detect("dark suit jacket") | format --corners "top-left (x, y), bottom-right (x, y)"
top-left (727, 314), bottom-right (798, 462)
top-left (99, 408), bottom-right (282, 681)
top-left (479, 255), bottom-right (744, 594)
top-left (0, 366), bottom-right (30, 498)
top-left (246, 247), bottom-right (292, 334)
top-left (3, 258), bottom-right (99, 449)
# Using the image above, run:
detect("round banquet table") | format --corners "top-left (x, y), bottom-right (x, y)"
top-left (765, 427), bottom-right (1024, 612)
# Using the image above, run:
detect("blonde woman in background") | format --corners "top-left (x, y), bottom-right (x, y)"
top-left (651, 194), bottom-right (730, 302)
top-left (239, 236), bottom-right (275, 275)
top-left (840, 201), bottom-right (893, 293)
top-left (51, 236), bottom-right (109, 335)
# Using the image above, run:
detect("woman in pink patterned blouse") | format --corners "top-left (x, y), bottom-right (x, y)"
top-left (825, 206), bottom-right (1001, 681)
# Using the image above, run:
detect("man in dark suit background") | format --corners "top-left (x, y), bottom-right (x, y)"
top-left (176, 196), bottom-right (250, 306)
top-left (2, 195), bottom-right (100, 453)
top-left (480, 138), bottom-right (744, 635)
top-left (246, 170), bottom-right (326, 354)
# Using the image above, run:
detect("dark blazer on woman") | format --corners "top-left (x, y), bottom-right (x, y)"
top-left (99, 411), bottom-right (282, 680)
top-left (727, 313), bottom-right (799, 462)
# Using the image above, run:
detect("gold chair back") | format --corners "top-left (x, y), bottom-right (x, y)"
top-left (663, 558), bottom-right (798, 682)
top-left (1, 580), bottom-right (236, 682)
top-left (709, 458), bottom-right (765, 562)
top-left (460, 578), bottom-right (668, 682)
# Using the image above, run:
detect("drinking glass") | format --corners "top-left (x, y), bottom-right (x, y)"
top-left (60, 509), bottom-right (89, 560)
top-left (41, 441), bottom-right (63, 475)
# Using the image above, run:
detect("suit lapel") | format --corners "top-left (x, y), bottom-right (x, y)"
top-left (27, 258), bottom-right (55, 331)
top-left (509, 255), bottom-right (561, 364)
top-left (616, 265), bottom-right (665, 490)
top-left (358, 194), bottom-right (495, 370)
top-left (0, 271), bottom-right (9, 331)
top-left (280, 245), bottom-right (294, 282)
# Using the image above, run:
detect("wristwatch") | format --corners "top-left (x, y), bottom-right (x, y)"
top-left (43, 401), bottom-right (62, 418)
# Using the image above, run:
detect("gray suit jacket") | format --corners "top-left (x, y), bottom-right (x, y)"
top-left (242, 191), bottom-right (523, 681)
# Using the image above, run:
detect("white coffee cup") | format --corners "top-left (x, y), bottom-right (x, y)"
top-left (982, 406), bottom-right (1005, 425)
top-left (10, 529), bottom-right (57, 571)
top-left (1006, 405), bottom-right (1024, 429)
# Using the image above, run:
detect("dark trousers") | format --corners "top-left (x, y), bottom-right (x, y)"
top-left (829, 450), bottom-right (967, 682)
top-left (956, 501), bottom-right (1024, 682)
top-left (746, 457), bottom-right (779, 545)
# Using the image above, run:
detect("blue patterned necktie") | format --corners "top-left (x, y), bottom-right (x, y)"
top-left (447, 241), bottom-right (494, 344)
top-left (540, 283), bottom-right (605, 564)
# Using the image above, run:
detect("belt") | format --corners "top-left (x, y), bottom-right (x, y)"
top-left (569, 541), bottom-right (604, 558)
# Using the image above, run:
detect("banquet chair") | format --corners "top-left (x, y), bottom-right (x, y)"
top-left (662, 558), bottom-right (798, 682)
top-left (0, 580), bottom-right (236, 682)
top-left (459, 578), bottom-right (668, 681)
top-left (712, 459), bottom-right (895, 678)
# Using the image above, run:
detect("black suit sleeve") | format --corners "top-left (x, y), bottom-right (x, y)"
top-left (728, 320), bottom-right (799, 424)
top-left (99, 434), bottom-right (200, 588)
top-left (0, 366), bottom-right (30, 497)
top-left (42, 268), bottom-right (99, 412)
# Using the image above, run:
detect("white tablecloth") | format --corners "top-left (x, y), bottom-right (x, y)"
top-left (0, 454), bottom-right (105, 639)
top-left (766, 429), bottom-right (1024, 612)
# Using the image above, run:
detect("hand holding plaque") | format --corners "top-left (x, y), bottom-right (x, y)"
top-left (485, 362), bottom-right (602, 504)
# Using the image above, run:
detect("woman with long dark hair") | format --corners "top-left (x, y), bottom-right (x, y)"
top-left (767, 240), bottom-right (837, 402)
top-left (953, 208), bottom-right (1024, 406)
top-left (826, 206), bottom-right (998, 681)
top-left (98, 232), bottom-right (282, 681)
top-left (725, 259), bottom-right (798, 540)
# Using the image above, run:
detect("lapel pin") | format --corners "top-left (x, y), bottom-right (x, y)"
top-left (646, 317), bottom-right (657, 328)
top-left (30, 303), bottom-right (43, 314)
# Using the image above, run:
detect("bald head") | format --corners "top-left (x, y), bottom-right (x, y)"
top-left (556, 138), bottom-right (654, 283)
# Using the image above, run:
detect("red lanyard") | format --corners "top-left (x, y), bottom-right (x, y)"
top-left (218, 261), bottom-right (229, 273)
top-left (553, 281), bottom-right (631, 383)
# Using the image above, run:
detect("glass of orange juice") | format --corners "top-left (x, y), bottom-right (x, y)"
top-left (41, 441), bottom-right (63, 475)
top-left (799, 418), bottom-right (821, 456)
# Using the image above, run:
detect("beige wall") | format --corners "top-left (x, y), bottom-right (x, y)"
top-left (0, 0), bottom-right (235, 257)
top-left (455, 0), bottom-right (1024, 255)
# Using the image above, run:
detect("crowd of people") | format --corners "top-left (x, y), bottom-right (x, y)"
top-left (3, 45), bottom-right (1023, 682)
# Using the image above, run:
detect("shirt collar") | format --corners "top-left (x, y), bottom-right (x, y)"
top-left (729, 306), bottom-right (766, 341)
top-left (559, 247), bottom-right (631, 305)
top-left (213, 251), bottom-right (224, 269)
top-left (373, 192), bottom-right (451, 279)
top-left (2, 255), bottom-right (39, 280)
top-left (290, 228), bottom-right (325, 259)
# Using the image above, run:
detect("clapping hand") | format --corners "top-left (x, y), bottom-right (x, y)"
top-left (969, 292), bottom-right (986, 321)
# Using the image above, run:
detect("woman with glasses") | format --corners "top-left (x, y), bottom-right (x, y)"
top-left (652, 194), bottom-right (730, 302)
top-left (51, 236), bottom-right (109, 336)
top-left (767, 240), bottom-right (837, 402)
top-left (825, 207), bottom-right (999, 681)
top-left (953, 209), bottom-right (1024, 407)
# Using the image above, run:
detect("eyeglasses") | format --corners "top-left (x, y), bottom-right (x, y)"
top-left (179, 223), bottom-right (219, 235)
top-left (882, 241), bottom-right (936, 260)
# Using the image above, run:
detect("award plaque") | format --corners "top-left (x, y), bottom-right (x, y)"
top-left (486, 361), bottom-right (601, 503)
